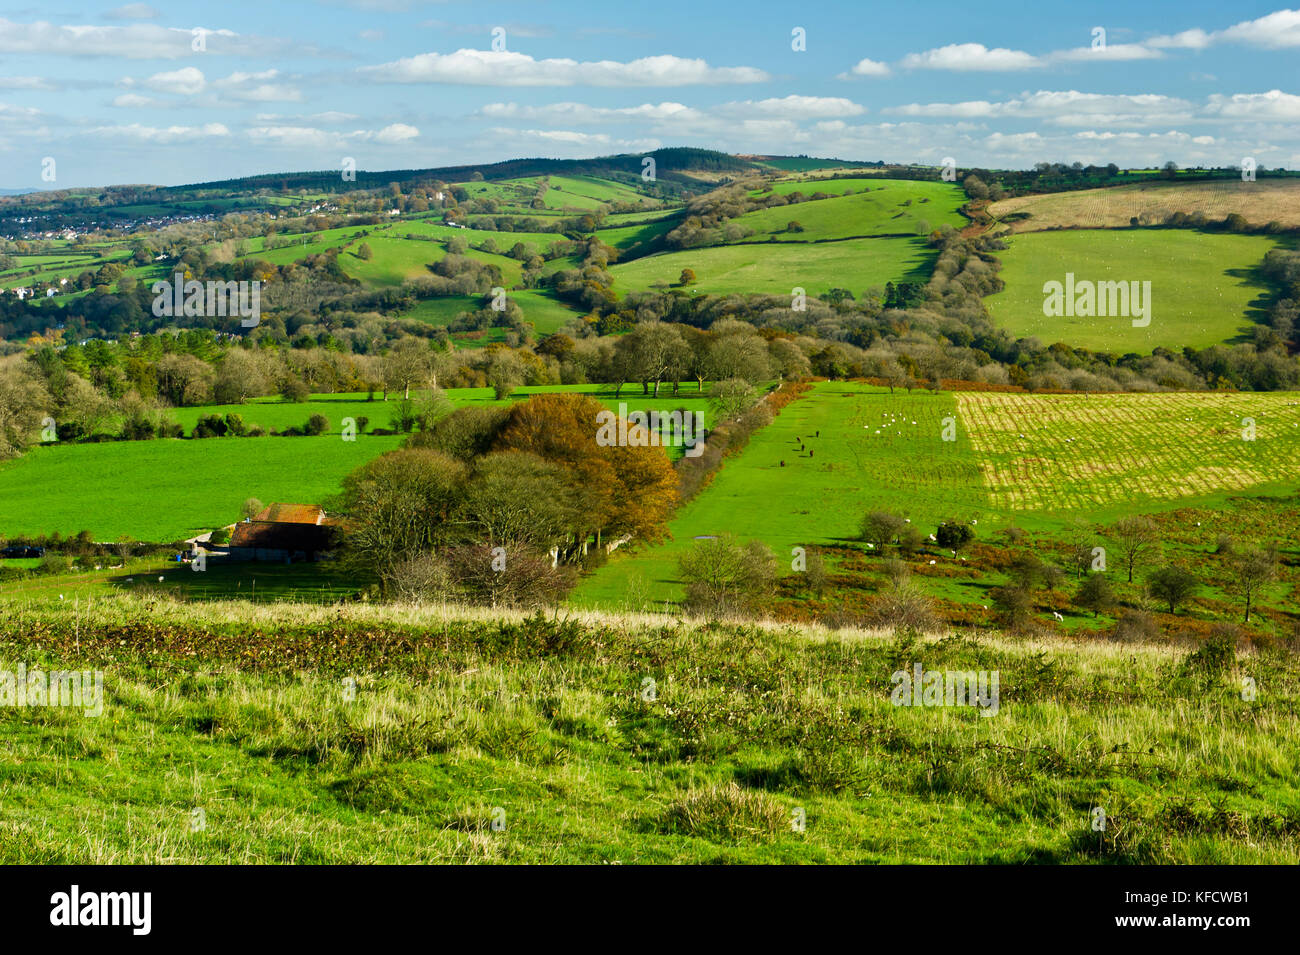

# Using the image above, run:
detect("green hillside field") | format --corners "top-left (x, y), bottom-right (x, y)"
top-left (986, 229), bottom-right (1284, 352)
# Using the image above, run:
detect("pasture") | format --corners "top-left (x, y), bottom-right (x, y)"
top-left (0, 434), bottom-right (404, 542)
top-left (986, 229), bottom-right (1281, 352)
top-left (741, 179), bottom-right (966, 240)
top-left (0, 385), bottom-right (716, 542)
top-left (574, 381), bottom-right (1300, 615)
top-left (609, 236), bottom-right (936, 298)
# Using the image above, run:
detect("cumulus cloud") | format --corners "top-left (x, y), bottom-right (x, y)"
top-left (247, 123), bottom-right (421, 149)
top-left (132, 66), bottom-right (207, 96)
top-left (0, 76), bottom-right (59, 91)
top-left (481, 101), bottom-right (704, 124)
top-left (1218, 8), bottom-right (1300, 48)
top-left (88, 122), bottom-right (230, 143)
top-left (901, 43), bottom-right (1041, 71)
top-left (1050, 43), bottom-right (1164, 62)
top-left (886, 90), bottom-right (1195, 127)
top-left (845, 57), bottom-right (891, 77)
top-left (1205, 89), bottom-right (1300, 121)
top-left (0, 17), bottom-right (278, 59)
top-left (716, 95), bottom-right (866, 119)
top-left (212, 70), bottom-right (302, 103)
top-left (360, 49), bottom-right (768, 86)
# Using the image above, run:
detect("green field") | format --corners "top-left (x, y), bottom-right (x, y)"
top-left (574, 382), bottom-right (1300, 614)
top-left (0, 435), bottom-right (403, 542)
top-left (1, 597), bottom-right (1295, 863)
top-left (735, 179), bottom-right (966, 241)
top-left (987, 229), bottom-right (1283, 352)
top-left (0, 385), bottom-right (715, 542)
top-left (574, 381), bottom-right (981, 609)
top-left (610, 236), bottom-right (936, 298)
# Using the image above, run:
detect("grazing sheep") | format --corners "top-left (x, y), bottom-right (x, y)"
top-left (1052, 611), bottom-right (1064, 622)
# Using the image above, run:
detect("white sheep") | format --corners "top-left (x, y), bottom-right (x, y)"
top-left (1052, 611), bottom-right (1064, 622)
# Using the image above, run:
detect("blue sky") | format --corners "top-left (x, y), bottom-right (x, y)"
top-left (2, 0), bottom-right (1299, 188)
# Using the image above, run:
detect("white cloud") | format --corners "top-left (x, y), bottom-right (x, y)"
top-left (248, 123), bottom-right (422, 149)
top-left (111, 93), bottom-right (161, 108)
top-left (212, 70), bottom-right (302, 103)
top-left (89, 122), bottom-right (230, 143)
top-left (887, 90), bottom-right (1194, 127)
top-left (717, 95), bottom-right (866, 119)
top-left (255, 110), bottom-right (361, 124)
top-left (1205, 90), bottom-right (1300, 121)
top-left (846, 57), bottom-right (891, 77)
top-left (135, 67), bottom-right (207, 96)
top-left (1050, 43), bottom-right (1164, 62)
top-left (247, 126), bottom-right (338, 149)
top-left (0, 17), bottom-right (273, 59)
top-left (0, 76), bottom-right (58, 91)
top-left (485, 126), bottom-right (661, 153)
top-left (1218, 9), bottom-right (1300, 48)
top-left (901, 43), bottom-right (1041, 71)
top-left (1146, 28), bottom-right (1213, 50)
top-left (482, 101), bottom-right (704, 124)
top-left (360, 49), bottom-right (768, 86)
top-left (369, 123), bottom-right (420, 144)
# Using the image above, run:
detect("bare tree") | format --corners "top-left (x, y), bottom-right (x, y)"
top-left (1110, 515), bottom-right (1159, 583)
top-left (1228, 547), bottom-right (1277, 623)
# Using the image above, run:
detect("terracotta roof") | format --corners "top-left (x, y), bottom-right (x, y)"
top-left (252, 503), bottom-right (324, 524)
top-left (229, 520), bottom-right (333, 552)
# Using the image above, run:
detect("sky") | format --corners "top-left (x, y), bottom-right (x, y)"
top-left (1, 0), bottom-right (1299, 188)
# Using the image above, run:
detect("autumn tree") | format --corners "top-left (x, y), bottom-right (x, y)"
top-left (491, 392), bottom-right (677, 553)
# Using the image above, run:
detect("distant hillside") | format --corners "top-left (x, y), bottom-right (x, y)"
top-left (167, 148), bottom-right (756, 197)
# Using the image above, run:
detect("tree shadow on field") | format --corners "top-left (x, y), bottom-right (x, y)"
top-left (1224, 262), bottom-right (1280, 345)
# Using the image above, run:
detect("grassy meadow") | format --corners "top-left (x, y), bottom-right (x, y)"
top-left (574, 381), bottom-right (1300, 625)
top-left (0, 385), bottom-right (715, 542)
top-left (0, 596), bottom-right (1295, 863)
top-left (610, 236), bottom-right (936, 298)
top-left (986, 229), bottom-right (1281, 352)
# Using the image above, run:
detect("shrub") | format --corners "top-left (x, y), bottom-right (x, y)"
top-left (37, 553), bottom-right (72, 575)
top-left (1110, 609), bottom-right (1159, 643)
top-left (935, 521), bottom-right (975, 550)
top-left (304, 414), bottom-right (331, 436)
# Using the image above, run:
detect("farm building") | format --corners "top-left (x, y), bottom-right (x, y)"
top-left (226, 503), bottom-right (335, 562)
